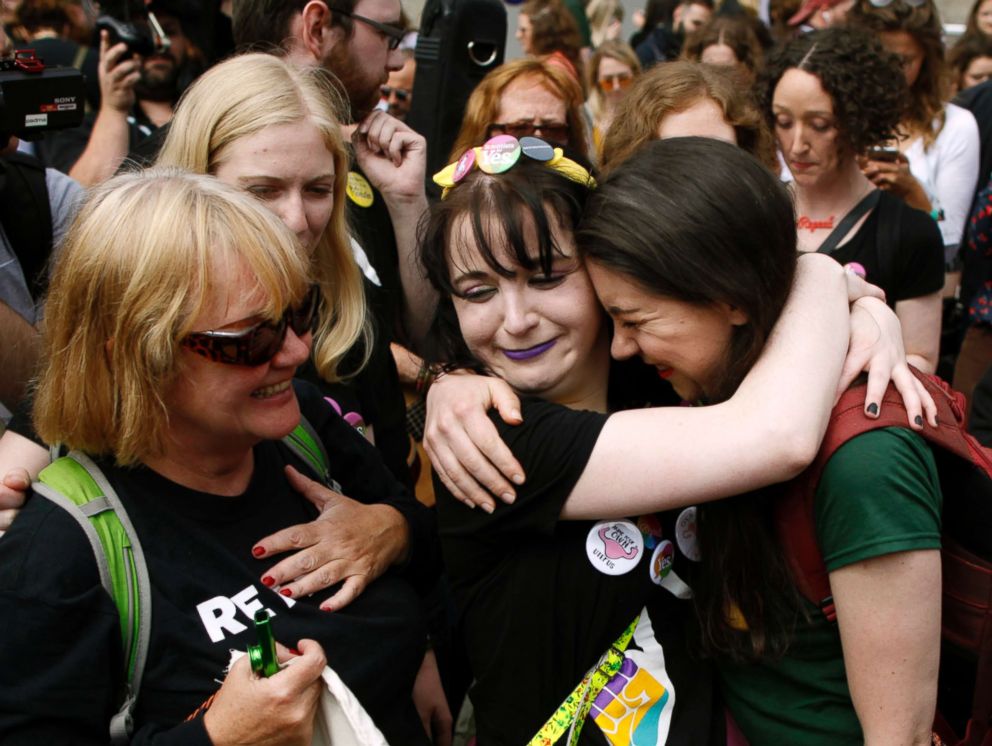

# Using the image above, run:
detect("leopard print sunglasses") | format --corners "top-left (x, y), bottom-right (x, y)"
top-left (182, 285), bottom-right (319, 366)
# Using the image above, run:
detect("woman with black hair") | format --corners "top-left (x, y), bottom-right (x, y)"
top-left (579, 136), bottom-right (941, 746)
top-left (419, 135), bottom-right (932, 743)
top-left (761, 25), bottom-right (945, 373)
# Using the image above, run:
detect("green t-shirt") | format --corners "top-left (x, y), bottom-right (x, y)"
top-left (718, 427), bottom-right (942, 745)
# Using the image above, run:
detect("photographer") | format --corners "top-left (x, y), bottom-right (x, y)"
top-left (47, 0), bottom-right (199, 185)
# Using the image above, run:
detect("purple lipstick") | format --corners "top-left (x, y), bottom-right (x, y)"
top-left (503, 339), bottom-right (556, 361)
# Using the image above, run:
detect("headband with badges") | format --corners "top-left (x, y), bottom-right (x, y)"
top-left (433, 135), bottom-right (596, 199)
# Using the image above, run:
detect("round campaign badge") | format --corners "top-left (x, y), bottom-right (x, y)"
top-left (675, 506), bottom-right (702, 562)
top-left (478, 135), bottom-right (521, 174)
top-left (649, 540), bottom-right (675, 585)
top-left (346, 171), bottom-right (374, 208)
top-left (844, 261), bottom-right (867, 279)
top-left (586, 519), bottom-right (644, 576)
top-left (519, 136), bottom-right (555, 162)
top-left (452, 148), bottom-right (476, 183)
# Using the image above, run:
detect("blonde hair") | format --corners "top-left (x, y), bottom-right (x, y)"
top-left (158, 52), bottom-right (369, 383)
top-left (585, 40), bottom-right (641, 125)
top-left (34, 168), bottom-right (311, 465)
top-left (448, 58), bottom-right (588, 161)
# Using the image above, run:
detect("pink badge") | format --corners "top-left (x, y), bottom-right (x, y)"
top-left (453, 148), bottom-right (476, 183)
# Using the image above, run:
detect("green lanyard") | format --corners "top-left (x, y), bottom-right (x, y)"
top-left (527, 614), bottom-right (640, 746)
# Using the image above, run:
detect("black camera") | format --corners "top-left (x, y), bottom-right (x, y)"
top-left (96, 12), bottom-right (172, 57)
top-left (0, 50), bottom-right (86, 140)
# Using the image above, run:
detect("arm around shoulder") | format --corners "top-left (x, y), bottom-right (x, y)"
top-left (564, 255), bottom-right (849, 519)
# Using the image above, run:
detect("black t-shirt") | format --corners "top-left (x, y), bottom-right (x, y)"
top-left (437, 395), bottom-right (721, 745)
top-left (829, 191), bottom-right (944, 306)
top-left (343, 163), bottom-right (412, 488)
top-left (0, 381), bottom-right (436, 745)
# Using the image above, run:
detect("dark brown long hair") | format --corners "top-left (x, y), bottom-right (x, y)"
top-left (578, 137), bottom-right (807, 660)
top-left (848, 0), bottom-right (948, 147)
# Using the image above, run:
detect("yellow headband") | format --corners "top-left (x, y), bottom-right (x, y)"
top-left (432, 135), bottom-right (596, 199)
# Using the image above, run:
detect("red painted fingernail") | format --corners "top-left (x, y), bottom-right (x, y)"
top-left (252, 546), bottom-right (265, 557)
top-left (290, 648), bottom-right (301, 655)
top-left (320, 605), bottom-right (334, 612)
top-left (261, 576), bottom-right (275, 587)
top-left (280, 588), bottom-right (293, 597)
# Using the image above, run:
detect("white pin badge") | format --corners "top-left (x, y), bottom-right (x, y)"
top-left (586, 519), bottom-right (644, 575)
top-left (675, 506), bottom-right (702, 562)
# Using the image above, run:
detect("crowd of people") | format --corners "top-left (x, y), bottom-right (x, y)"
top-left (0, 0), bottom-right (989, 744)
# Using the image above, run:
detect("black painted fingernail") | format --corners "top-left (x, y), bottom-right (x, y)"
top-left (915, 415), bottom-right (923, 426)
top-left (934, 415), bottom-right (939, 426)
top-left (867, 403), bottom-right (878, 416)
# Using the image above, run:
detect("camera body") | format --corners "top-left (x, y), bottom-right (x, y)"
top-left (96, 14), bottom-right (169, 58)
top-left (0, 51), bottom-right (86, 140)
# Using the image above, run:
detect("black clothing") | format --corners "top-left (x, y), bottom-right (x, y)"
top-left (828, 191), bottom-right (945, 307)
top-left (343, 163), bottom-right (412, 487)
top-left (0, 152), bottom-right (53, 300)
top-left (0, 380), bottom-right (437, 745)
top-left (437, 393), bottom-right (720, 745)
top-left (635, 25), bottom-right (683, 69)
top-left (44, 106), bottom-right (162, 176)
top-left (955, 79), bottom-right (992, 211)
top-left (971, 363), bottom-right (992, 447)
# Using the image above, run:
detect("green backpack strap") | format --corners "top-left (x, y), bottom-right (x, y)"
top-left (32, 451), bottom-right (152, 745)
top-left (281, 416), bottom-right (334, 488)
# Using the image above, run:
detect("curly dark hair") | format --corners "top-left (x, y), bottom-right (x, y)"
top-left (758, 26), bottom-right (907, 157)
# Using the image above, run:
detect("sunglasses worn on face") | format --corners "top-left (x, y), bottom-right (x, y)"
top-left (381, 85), bottom-right (411, 101)
top-left (182, 285), bottom-right (319, 366)
top-left (486, 120), bottom-right (570, 144)
top-left (330, 8), bottom-right (406, 50)
top-left (597, 73), bottom-right (633, 92)
top-left (867, 0), bottom-right (926, 7)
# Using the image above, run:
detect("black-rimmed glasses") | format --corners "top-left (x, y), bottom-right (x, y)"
top-left (331, 9), bottom-right (406, 50)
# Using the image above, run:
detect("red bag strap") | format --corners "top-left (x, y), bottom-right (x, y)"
top-left (776, 369), bottom-right (992, 620)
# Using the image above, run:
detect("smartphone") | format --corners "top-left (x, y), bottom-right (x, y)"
top-left (867, 145), bottom-right (900, 162)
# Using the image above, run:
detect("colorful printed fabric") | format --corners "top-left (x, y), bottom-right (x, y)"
top-left (966, 184), bottom-right (992, 324)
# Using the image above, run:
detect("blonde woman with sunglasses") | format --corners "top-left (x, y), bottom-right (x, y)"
top-left (0, 169), bottom-right (436, 744)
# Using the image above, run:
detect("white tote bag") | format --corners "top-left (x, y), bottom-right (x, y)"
top-left (229, 651), bottom-right (389, 746)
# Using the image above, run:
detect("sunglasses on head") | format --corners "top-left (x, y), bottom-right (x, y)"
top-left (381, 85), bottom-right (411, 101)
top-left (486, 120), bottom-right (571, 144)
top-left (182, 285), bottom-right (320, 367)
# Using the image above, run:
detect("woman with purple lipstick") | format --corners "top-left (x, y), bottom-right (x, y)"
top-left (419, 135), bottom-right (932, 744)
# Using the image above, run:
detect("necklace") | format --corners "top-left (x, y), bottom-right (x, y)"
top-left (796, 215), bottom-right (835, 232)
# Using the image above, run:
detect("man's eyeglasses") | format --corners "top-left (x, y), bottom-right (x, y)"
top-left (381, 85), bottom-right (411, 101)
top-left (486, 120), bottom-right (570, 145)
top-left (331, 8), bottom-right (406, 50)
top-left (182, 285), bottom-right (320, 366)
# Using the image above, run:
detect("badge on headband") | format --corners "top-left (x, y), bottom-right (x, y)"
top-left (452, 149), bottom-right (476, 184)
top-left (519, 136), bottom-right (555, 162)
top-left (477, 135), bottom-right (521, 174)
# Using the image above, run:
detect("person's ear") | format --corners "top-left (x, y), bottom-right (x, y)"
top-left (721, 303), bottom-right (749, 327)
top-left (673, 5), bottom-right (684, 27)
top-left (300, 0), bottom-right (342, 62)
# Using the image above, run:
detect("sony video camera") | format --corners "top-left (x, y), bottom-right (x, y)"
top-left (0, 50), bottom-right (86, 141)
